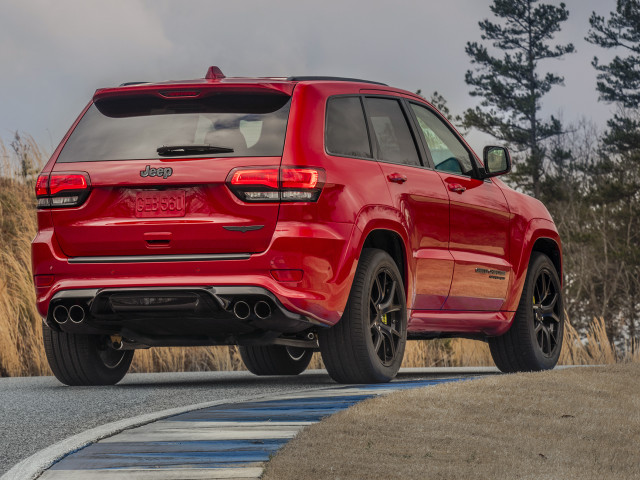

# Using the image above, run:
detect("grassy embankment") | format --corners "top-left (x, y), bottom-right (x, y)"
top-left (0, 138), bottom-right (637, 376)
top-left (264, 363), bottom-right (640, 480)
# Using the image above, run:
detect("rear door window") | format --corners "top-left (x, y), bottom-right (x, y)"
top-left (57, 93), bottom-right (291, 162)
top-left (325, 96), bottom-right (372, 158)
top-left (364, 98), bottom-right (420, 167)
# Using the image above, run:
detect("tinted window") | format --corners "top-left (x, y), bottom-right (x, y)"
top-left (325, 97), bottom-right (371, 158)
top-left (410, 103), bottom-right (475, 175)
top-left (57, 93), bottom-right (291, 162)
top-left (365, 98), bottom-right (420, 166)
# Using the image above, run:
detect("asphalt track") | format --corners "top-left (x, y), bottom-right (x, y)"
top-left (0, 367), bottom-right (497, 478)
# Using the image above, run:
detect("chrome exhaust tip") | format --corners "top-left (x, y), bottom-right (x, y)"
top-left (53, 305), bottom-right (69, 324)
top-left (254, 300), bottom-right (271, 319)
top-left (69, 305), bottom-right (86, 324)
top-left (233, 301), bottom-right (251, 320)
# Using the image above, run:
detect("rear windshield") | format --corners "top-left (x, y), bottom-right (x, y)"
top-left (57, 92), bottom-right (291, 162)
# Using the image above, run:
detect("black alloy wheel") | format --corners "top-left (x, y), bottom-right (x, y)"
top-left (43, 326), bottom-right (134, 386)
top-left (369, 267), bottom-right (403, 367)
top-left (489, 252), bottom-right (564, 372)
top-left (319, 248), bottom-right (407, 384)
top-left (532, 268), bottom-right (562, 357)
top-left (239, 344), bottom-right (313, 375)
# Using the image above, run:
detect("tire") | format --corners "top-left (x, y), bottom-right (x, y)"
top-left (239, 345), bottom-right (313, 375)
top-left (489, 252), bottom-right (564, 372)
top-left (319, 248), bottom-right (407, 384)
top-left (42, 324), bottom-right (133, 386)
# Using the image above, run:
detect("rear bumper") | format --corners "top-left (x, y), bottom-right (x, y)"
top-left (32, 221), bottom-right (358, 330)
top-left (45, 286), bottom-right (322, 345)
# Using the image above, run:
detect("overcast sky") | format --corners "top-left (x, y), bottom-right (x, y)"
top-left (0, 0), bottom-right (619, 155)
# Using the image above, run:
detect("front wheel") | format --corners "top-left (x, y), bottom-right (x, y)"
top-left (43, 325), bottom-right (133, 386)
top-left (489, 252), bottom-right (564, 372)
top-left (319, 248), bottom-right (407, 384)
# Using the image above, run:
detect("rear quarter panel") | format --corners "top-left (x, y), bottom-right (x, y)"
top-left (276, 83), bottom-right (410, 321)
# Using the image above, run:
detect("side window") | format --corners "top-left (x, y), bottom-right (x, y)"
top-left (410, 103), bottom-right (475, 176)
top-left (325, 97), bottom-right (372, 158)
top-left (365, 98), bottom-right (420, 166)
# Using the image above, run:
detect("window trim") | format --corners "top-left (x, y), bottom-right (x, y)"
top-left (324, 94), bottom-right (375, 161)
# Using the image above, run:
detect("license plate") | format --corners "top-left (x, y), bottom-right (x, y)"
top-left (135, 190), bottom-right (186, 218)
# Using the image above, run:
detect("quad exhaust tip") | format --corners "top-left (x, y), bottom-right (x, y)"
top-left (233, 301), bottom-right (251, 320)
top-left (254, 300), bottom-right (271, 319)
top-left (232, 300), bottom-right (272, 320)
top-left (69, 305), bottom-right (86, 324)
top-left (52, 305), bottom-right (69, 324)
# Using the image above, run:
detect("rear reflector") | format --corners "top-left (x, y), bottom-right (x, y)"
top-left (34, 275), bottom-right (54, 288)
top-left (227, 166), bottom-right (325, 203)
top-left (270, 269), bottom-right (304, 282)
top-left (36, 172), bottom-right (91, 208)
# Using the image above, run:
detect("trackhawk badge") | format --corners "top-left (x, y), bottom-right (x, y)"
top-left (140, 165), bottom-right (173, 179)
top-left (475, 267), bottom-right (507, 280)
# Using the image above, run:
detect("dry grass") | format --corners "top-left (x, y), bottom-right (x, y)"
top-left (0, 136), bottom-right (49, 376)
top-left (130, 346), bottom-right (325, 373)
top-left (403, 338), bottom-right (494, 368)
top-left (0, 137), bottom-right (638, 376)
top-left (263, 363), bottom-right (640, 480)
top-left (402, 315), bottom-right (638, 369)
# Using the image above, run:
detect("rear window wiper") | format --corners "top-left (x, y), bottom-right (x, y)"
top-left (156, 144), bottom-right (234, 156)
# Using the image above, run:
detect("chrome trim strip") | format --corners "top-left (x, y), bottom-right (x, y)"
top-left (68, 253), bottom-right (252, 264)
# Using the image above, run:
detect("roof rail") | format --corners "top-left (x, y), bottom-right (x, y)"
top-left (286, 76), bottom-right (387, 86)
top-left (119, 82), bottom-right (150, 87)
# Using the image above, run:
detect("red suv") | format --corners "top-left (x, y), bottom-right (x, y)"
top-left (32, 67), bottom-right (564, 385)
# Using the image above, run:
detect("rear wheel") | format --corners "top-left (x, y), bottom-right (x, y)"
top-left (239, 345), bottom-right (313, 375)
top-left (43, 325), bottom-right (133, 386)
top-left (319, 248), bottom-right (407, 384)
top-left (489, 252), bottom-right (564, 372)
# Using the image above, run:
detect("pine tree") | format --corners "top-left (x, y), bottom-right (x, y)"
top-left (464, 0), bottom-right (574, 198)
top-left (586, 0), bottom-right (640, 343)
top-left (586, 0), bottom-right (640, 154)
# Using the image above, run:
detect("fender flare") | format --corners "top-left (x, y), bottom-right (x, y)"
top-left (338, 206), bottom-right (413, 307)
top-left (503, 217), bottom-right (562, 312)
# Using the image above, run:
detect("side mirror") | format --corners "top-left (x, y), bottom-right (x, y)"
top-left (481, 146), bottom-right (511, 178)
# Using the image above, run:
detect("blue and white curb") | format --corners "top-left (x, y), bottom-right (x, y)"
top-left (35, 378), bottom-right (468, 479)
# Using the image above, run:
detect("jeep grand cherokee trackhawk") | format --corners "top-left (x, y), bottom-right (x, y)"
top-left (32, 67), bottom-right (564, 385)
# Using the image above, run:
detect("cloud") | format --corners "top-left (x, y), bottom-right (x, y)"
top-left (0, 0), bottom-right (618, 153)
top-left (1, 1), bottom-right (172, 80)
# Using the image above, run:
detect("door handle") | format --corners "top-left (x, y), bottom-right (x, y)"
top-left (387, 173), bottom-right (407, 184)
top-left (447, 183), bottom-right (466, 193)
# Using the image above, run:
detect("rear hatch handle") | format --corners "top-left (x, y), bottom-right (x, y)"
top-left (144, 232), bottom-right (172, 248)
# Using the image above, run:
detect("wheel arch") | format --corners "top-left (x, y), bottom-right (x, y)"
top-left (531, 237), bottom-right (562, 284)
top-left (504, 218), bottom-right (562, 313)
top-left (362, 228), bottom-right (408, 292)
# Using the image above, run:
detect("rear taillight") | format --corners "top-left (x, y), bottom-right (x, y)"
top-left (35, 175), bottom-right (49, 197)
top-left (227, 166), bottom-right (325, 203)
top-left (36, 172), bottom-right (91, 208)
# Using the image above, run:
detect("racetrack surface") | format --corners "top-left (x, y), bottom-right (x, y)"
top-left (0, 368), bottom-right (494, 476)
